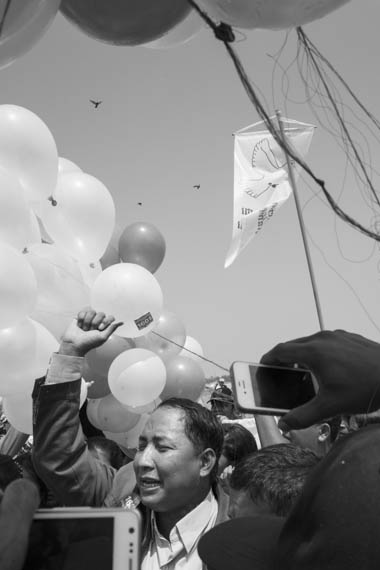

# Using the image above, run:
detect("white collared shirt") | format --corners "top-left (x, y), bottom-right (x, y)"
top-left (141, 490), bottom-right (218, 570)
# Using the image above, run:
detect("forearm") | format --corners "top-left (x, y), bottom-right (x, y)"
top-left (255, 414), bottom-right (288, 447)
top-left (32, 358), bottom-right (115, 506)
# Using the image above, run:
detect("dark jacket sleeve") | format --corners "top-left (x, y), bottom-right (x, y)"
top-left (32, 377), bottom-right (115, 506)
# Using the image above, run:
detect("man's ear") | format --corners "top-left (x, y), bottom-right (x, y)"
top-left (199, 448), bottom-right (217, 478)
top-left (318, 422), bottom-right (331, 442)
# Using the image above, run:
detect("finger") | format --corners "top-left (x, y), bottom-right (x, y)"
top-left (81, 309), bottom-right (97, 331)
top-left (99, 321), bottom-right (124, 341)
top-left (76, 306), bottom-right (93, 329)
top-left (278, 393), bottom-right (336, 431)
top-left (97, 314), bottom-right (115, 331)
top-left (260, 340), bottom-right (317, 370)
top-left (90, 312), bottom-right (106, 330)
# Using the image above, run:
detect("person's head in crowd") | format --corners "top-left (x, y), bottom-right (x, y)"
top-left (229, 443), bottom-right (320, 518)
top-left (218, 423), bottom-right (258, 475)
top-left (133, 397), bottom-right (224, 520)
top-left (282, 415), bottom-right (341, 456)
top-left (87, 436), bottom-right (127, 469)
top-left (199, 515), bottom-right (284, 570)
top-left (200, 425), bottom-right (380, 570)
top-left (0, 453), bottom-right (22, 498)
top-left (209, 385), bottom-right (235, 418)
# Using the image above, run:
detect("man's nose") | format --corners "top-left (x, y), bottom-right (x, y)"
top-left (135, 445), bottom-right (155, 469)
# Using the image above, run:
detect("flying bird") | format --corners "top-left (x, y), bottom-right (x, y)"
top-left (90, 99), bottom-right (102, 109)
top-left (137, 202), bottom-right (143, 206)
top-left (193, 184), bottom-right (200, 190)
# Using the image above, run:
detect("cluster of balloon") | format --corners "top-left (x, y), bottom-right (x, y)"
top-left (0, 102), bottom-right (207, 447)
top-left (0, 103), bottom-right (114, 434)
top-left (196, 0), bottom-right (351, 29)
top-left (0, 0), bottom-right (61, 71)
top-left (60, 0), bottom-right (192, 45)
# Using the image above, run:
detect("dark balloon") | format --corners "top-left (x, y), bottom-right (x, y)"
top-left (118, 222), bottom-right (166, 274)
top-left (60, 0), bottom-right (192, 46)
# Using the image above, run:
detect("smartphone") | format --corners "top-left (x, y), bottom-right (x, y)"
top-left (230, 361), bottom-right (317, 415)
top-left (23, 507), bottom-right (141, 570)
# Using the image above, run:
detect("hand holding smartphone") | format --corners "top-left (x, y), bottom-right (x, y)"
top-left (230, 361), bottom-right (317, 415)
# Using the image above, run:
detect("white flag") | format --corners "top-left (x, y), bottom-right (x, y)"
top-left (225, 117), bottom-right (315, 268)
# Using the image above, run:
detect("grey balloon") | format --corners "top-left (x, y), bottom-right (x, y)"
top-left (118, 222), bottom-right (166, 273)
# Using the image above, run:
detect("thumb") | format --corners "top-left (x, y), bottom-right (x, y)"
top-left (99, 321), bottom-right (124, 342)
top-left (278, 393), bottom-right (329, 431)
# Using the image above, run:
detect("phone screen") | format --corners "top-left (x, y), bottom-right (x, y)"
top-left (24, 517), bottom-right (114, 570)
top-left (250, 365), bottom-right (315, 411)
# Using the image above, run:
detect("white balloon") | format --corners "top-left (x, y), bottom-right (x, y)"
top-left (0, 319), bottom-right (58, 397)
top-left (179, 335), bottom-right (204, 362)
top-left (3, 392), bottom-right (33, 434)
top-left (32, 320), bottom-right (59, 379)
top-left (91, 263), bottom-right (163, 338)
top-left (0, 105), bottom-right (58, 205)
top-left (108, 349), bottom-right (166, 408)
top-left (26, 243), bottom-right (90, 338)
top-left (0, 0), bottom-right (61, 71)
top-left (78, 260), bottom-right (102, 288)
top-left (0, 166), bottom-right (41, 250)
top-left (86, 394), bottom-right (141, 433)
top-left (0, 319), bottom-right (36, 396)
top-left (40, 172), bottom-right (115, 263)
top-left (197, 0), bottom-right (351, 29)
top-left (58, 157), bottom-right (82, 174)
top-left (0, 242), bottom-right (37, 328)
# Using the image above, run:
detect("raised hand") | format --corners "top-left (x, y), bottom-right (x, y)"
top-left (260, 330), bottom-right (380, 430)
top-left (59, 308), bottom-right (123, 357)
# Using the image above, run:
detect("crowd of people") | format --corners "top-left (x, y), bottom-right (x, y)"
top-left (1, 308), bottom-right (380, 569)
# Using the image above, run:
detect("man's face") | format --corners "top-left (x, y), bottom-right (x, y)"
top-left (228, 488), bottom-right (271, 519)
top-left (134, 407), bottom-right (205, 513)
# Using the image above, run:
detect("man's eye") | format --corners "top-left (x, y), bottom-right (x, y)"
top-left (157, 446), bottom-right (170, 452)
top-left (137, 443), bottom-right (147, 452)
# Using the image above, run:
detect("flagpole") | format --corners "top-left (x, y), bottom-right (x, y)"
top-left (275, 109), bottom-right (325, 331)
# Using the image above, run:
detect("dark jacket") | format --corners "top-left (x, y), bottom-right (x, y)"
top-left (32, 377), bottom-right (230, 556)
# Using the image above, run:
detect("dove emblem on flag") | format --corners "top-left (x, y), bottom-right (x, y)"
top-left (224, 117), bottom-right (315, 268)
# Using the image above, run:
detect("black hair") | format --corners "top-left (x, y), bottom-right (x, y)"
top-left (158, 398), bottom-right (224, 484)
top-left (221, 423), bottom-right (258, 466)
top-left (230, 443), bottom-right (320, 516)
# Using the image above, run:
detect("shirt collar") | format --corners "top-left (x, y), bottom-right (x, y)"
top-left (151, 490), bottom-right (218, 555)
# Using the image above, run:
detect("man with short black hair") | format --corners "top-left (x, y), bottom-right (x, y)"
top-left (229, 444), bottom-right (320, 518)
top-left (32, 308), bottom-right (229, 570)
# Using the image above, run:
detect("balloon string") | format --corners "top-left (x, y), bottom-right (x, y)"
top-left (151, 331), bottom-right (230, 372)
top-left (186, 0), bottom-right (380, 243)
top-left (0, 0), bottom-right (12, 37)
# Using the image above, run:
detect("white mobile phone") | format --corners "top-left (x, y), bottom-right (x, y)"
top-left (23, 507), bottom-right (141, 570)
top-left (230, 361), bottom-right (317, 415)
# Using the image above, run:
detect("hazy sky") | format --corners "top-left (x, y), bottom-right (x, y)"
top-left (2, 0), bottom-right (379, 377)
